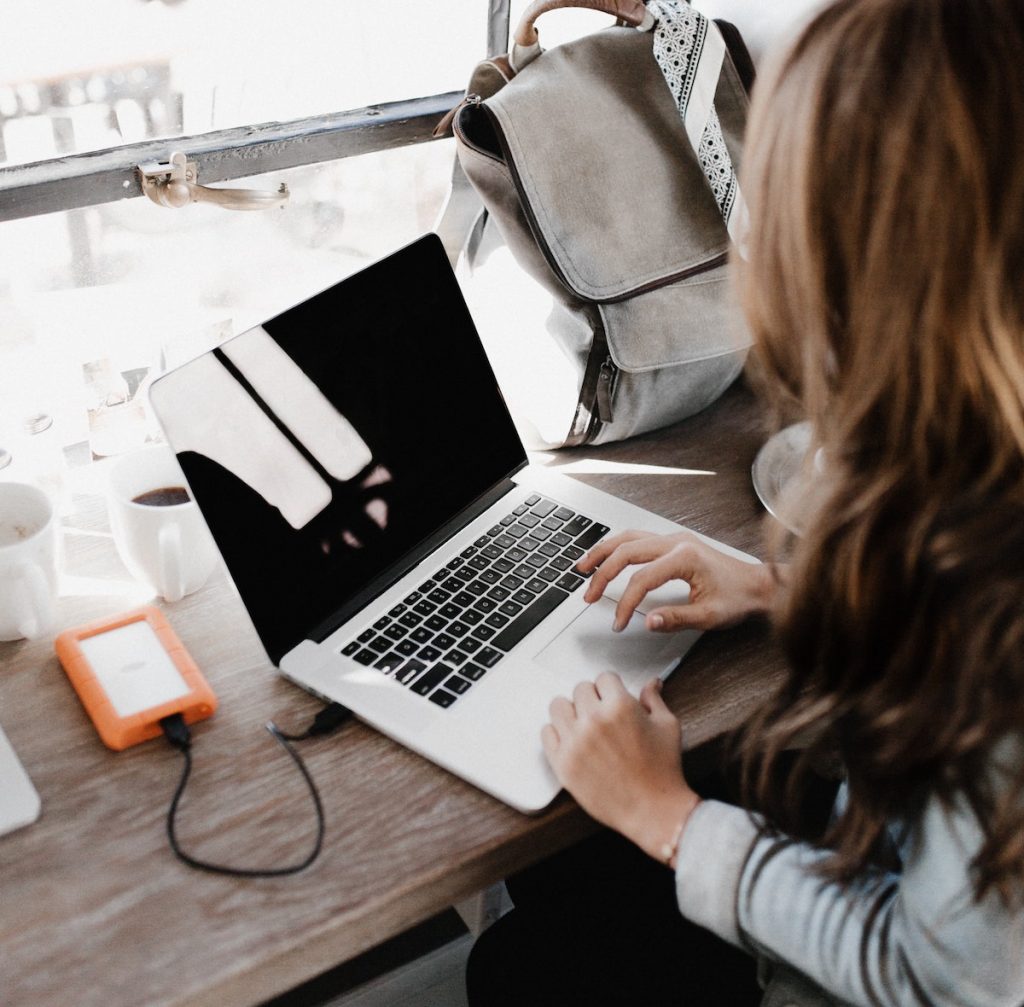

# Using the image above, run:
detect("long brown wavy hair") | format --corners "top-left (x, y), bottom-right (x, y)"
top-left (737, 0), bottom-right (1024, 902)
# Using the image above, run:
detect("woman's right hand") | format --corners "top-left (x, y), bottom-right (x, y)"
top-left (577, 530), bottom-right (781, 633)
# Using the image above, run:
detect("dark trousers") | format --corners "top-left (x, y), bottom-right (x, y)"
top-left (465, 825), bottom-right (763, 1007)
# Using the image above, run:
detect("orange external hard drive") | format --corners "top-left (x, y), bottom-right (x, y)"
top-left (55, 606), bottom-right (217, 751)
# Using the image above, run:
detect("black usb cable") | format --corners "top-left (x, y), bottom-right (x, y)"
top-left (160, 702), bottom-right (352, 877)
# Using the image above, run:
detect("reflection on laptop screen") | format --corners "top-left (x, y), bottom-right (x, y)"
top-left (150, 234), bottom-right (527, 663)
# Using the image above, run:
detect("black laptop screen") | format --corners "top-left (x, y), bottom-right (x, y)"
top-left (151, 234), bottom-right (527, 663)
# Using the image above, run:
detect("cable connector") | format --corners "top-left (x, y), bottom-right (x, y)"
top-left (271, 701), bottom-right (353, 741)
top-left (161, 712), bottom-right (192, 752)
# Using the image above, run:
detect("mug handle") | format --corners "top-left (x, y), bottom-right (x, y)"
top-left (14, 563), bottom-right (54, 640)
top-left (158, 524), bottom-right (186, 603)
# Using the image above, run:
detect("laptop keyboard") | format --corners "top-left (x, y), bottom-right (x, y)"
top-left (339, 494), bottom-right (610, 709)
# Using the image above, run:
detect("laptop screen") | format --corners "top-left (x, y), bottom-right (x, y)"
top-left (150, 234), bottom-right (527, 663)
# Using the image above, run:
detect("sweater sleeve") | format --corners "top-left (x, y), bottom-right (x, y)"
top-left (674, 780), bottom-right (1024, 1007)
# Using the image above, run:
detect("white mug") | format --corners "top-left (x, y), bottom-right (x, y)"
top-left (106, 446), bottom-right (219, 603)
top-left (0, 481), bottom-right (60, 641)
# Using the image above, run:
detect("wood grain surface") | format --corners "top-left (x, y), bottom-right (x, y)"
top-left (0, 380), bottom-right (785, 1007)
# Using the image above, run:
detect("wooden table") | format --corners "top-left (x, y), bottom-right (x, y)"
top-left (0, 381), bottom-right (785, 1007)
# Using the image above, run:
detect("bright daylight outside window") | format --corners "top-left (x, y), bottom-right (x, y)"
top-left (0, 0), bottom-right (506, 493)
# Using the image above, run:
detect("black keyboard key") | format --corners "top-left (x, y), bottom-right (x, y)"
top-left (413, 600), bottom-right (437, 617)
top-left (453, 591), bottom-right (475, 608)
top-left (439, 602), bottom-right (462, 620)
top-left (519, 513), bottom-right (540, 528)
top-left (499, 600), bottom-right (523, 617)
top-left (447, 651), bottom-right (469, 667)
top-left (531, 500), bottom-right (557, 518)
top-left (487, 525), bottom-right (503, 537)
top-left (493, 557), bottom-right (514, 573)
top-left (500, 514), bottom-right (516, 526)
top-left (512, 564), bottom-right (534, 580)
top-left (530, 526), bottom-right (552, 541)
top-left (500, 574), bottom-right (524, 590)
top-left (574, 522), bottom-right (610, 550)
top-left (429, 689), bottom-right (457, 708)
top-left (374, 652), bottom-right (405, 674)
top-left (389, 606), bottom-right (407, 620)
top-left (476, 647), bottom-right (504, 668)
top-left (396, 639), bottom-right (418, 656)
top-left (441, 577), bottom-right (466, 593)
top-left (512, 589), bottom-right (534, 605)
top-left (551, 532), bottom-right (572, 547)
top-left (357, 629), bottom-right (375, 643)
top-left (419, 645), bottom-right (443, 662)
top-left (494, 534), bottom-right (516, 549)
top-left (446, 675), bottom-right (472, 694)
top-left (342, 641), bottom-right (360, 656)
top-left (353, 648), bottom-right (377, 666)
top-left (506, 523), bottom-right (528, 539)
top-left (425, 614), bottom-right (447, 632)
top-left (491, 588), bottom-right (570, 651)
top-left (542, 515), bottom-right (564, 531)
top-left (460, 636), bottom-right (482, 653)
top-left (448, 557), bottom-right (465, 570)
top-left (525, 494), bottom-right (541, 505)
top-left (522, 537), bottom-right (543, 552)
top-left (562, 545), bottom-right (585, 561)
top-left (481, 545), bottom-right (502, 560)
top-left (526, 554), bottom-right (547, 569)
top-left (434, 633), bottom-right (456, 651)
top-left (461, 546), bottom-right (478, 559)
top-left (474, 536), bottom-right (489, 548)
top-left (411, 662), bottom-right (454, 696)
top-left (395, 659), bottom-right (427, 685)
top-left (506, 547), bottom-right (527, 563)
top-left (479, 569), bottom-right (500, 584)
top-left (411, 627), bottom-right (434, 644)
top-left (563, 515), bottom-right (592, 538)
top-left (427, 588), bottom-right (452, 604)
top-left (373, 616), bottom-right (390, 631)
top-left (462, 609), bottom-right (484, 626)
top-left (538, 567), bottom-right (560, 582)
top-left (525, 578), bottom-right (548, 594)
top-left (485, 612), bottom-right (510, 629)
top-left (556, 572), bottom-right (585, 592)
top-left (550, 556), bottom-right (573, 571)
top-left (448, 621), bottom-right (470, 638)
top-left (419, 579), bottom-right (438, 593)
top-left (474, 596), bottom-right (497, 613)
top-left (487, 586), bottom-right (511, 601)
top-left (404, 591), bottom-right (422, 605)
top-left (472, 624), bottom-right (497, 642)
top-left (538, 542), bottom-right (560, 558)
top-left (513, 504), bottom-right (529, 516)
top-left (469, 555), bottom-right (489, 570)
top-left (554, 507), bottom-right (575, 521)
top-left (368, 636), bottom-right (392, 654)
top-left (462, 662), bottom-right (487, 680)
top-left (466, 579), bottom-right (488, 597)
top-left (399, 612), bottom-right (422, 629)
top-left (384, 624), bottom-right (408, 640)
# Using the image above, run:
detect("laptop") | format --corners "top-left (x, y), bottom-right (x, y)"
top-left (148, 233), bottom-right (756, 812)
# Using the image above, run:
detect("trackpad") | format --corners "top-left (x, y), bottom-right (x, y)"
top-left (533, 598), bottom-right (700, 694)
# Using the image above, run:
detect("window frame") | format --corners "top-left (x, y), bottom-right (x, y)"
top-left (0, 1), bottom-right (510, 224)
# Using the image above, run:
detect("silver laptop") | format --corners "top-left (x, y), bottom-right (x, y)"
top-left (149, 233), bottom-right (756, 812)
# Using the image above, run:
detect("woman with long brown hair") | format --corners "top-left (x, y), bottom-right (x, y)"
top-left (467, 0), bottom-right (1024, 1003)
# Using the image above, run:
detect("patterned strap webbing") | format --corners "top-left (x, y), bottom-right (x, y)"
top-left (648, 0), bottom-right (749, 250)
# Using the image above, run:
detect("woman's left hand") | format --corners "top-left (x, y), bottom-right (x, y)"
top-left (541, 672), bottom-right (700, 863)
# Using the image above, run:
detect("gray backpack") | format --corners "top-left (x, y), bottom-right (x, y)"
top-left (436, 0), bottom-right (754, 448)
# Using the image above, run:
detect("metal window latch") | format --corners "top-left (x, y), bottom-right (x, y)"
top-left (137, 151), bottom-right (289, 210)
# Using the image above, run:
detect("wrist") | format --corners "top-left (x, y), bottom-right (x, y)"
top-left (629, 788), bottom-right (701, 868)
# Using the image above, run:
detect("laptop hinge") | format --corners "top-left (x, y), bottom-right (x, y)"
top-left (297, 467), bottom-right (527, 656)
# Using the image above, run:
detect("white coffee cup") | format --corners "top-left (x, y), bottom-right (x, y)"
top-left (0, 481), bottom-right (60, 641)
top-left (106, 445), bottom-right (219, 603)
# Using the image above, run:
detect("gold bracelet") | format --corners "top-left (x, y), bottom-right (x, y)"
top-left (660, 818), bottom-right (687, 869)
